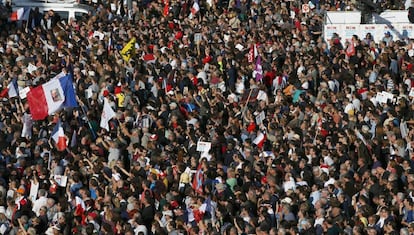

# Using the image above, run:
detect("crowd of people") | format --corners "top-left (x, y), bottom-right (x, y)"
top-left (0, 0), bottom-right (413, 234)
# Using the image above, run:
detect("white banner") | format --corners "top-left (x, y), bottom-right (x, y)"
top-left (343, 25), bottom-right (358, 41)
top-left (324, 23), bottom-right (414, 47)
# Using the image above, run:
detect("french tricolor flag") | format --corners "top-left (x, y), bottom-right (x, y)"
top-left (0, 78), bottom-right (18, 98)
top-left (10, 7), bottom-right (30, 21)
top-left (26, 74), bottom-right (78, 120)
top-left (192, 163), bottom-right (204, 194)
top-left (8, 78), bottom-right (18, 98)
top-left (191, 2), bottom-right (200, 15)
top-left (253, 131), bottom-right (266, 149)
top-left (358, 87), bottom-right (369, 100)
top-left (51, 119), bottom-right (67, 151)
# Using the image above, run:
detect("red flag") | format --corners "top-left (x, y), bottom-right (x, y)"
top-left (193, 209), bottom-right (204, 222)
top-left (248, 44), bottom-right (254, 63)
top-left (74, 203), bottom-right (87, 225)
top-left (247, 122), bottom-right (256, 133)
top-left (74, 203), bottom-right (84, 216)
top-left (357, 87), bottom-right (368, 100)
top-left (175, 31), bottom-right (183, 40)
top-left (0, 88), bottom-right (9, 98)
top-left (192, 164), bottom-right (203, 194)
top-left (320, 129), bottom-right (329, 137)
top-left (202, 55), bottom-right (212, 64)
top-left (163, 1), bottom-right (169, 17)
top-left (346, 42), bottom-right (355, 57)
top-left (143, 54), bottom-right (156, 63)
top-left (191, 2), bottom-right (200, 15)
top-left (166, 84), bottom-right (173, 92)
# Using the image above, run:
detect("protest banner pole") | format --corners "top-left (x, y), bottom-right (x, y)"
top-left (81, 105), bottom-right (97, 140)
top-left (77, 96), bottom-right (97, 140)
top-left (163, 79), bottom-right (167, 94)
top-left (242, 88), bottom-right (253, 116)
top-left (313, 128), bottom-right (319, 145)
top-left (276, 201), bottom-right (280, 229)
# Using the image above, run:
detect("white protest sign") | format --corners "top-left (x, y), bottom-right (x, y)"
top-left (54, 175), bottom-right (68, 187)
top-left (409, 88), bottom-right (414, 97)
top-left (302, 4), bottom-right (310, 13)
top-left (401, 120), bottom-right (408, 139)
top-left (93, 31), bottom-right (105, 40)
top-left (255, 111), bottom-right (266, 125)
top-left (111, 3), bottom-right (117, 11)
top-left (19, 87), bottom-right (30, 99)
top-left (381, 91), bottom-right (394, 101)
top-left (197, 141), bottom-right (211, 152)
top-left (27, 63), bottom-right (38, 74)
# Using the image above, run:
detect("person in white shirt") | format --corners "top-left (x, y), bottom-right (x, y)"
top-left (32, 189), bottom-right (48, 216)
top-left (310, 184), bottom-right (321, 206)
top-left (283, 173), bottom-right (296, 192)
top-left (257, 89), bottom-right (269, 105)
top-left (235, 77), bottom-right (245, 95)
top-left (314, 208), bottom-right (326, 227)
top-left (352, 94), bottom-right (361, 112)
top-left (344, 98), bottom-right (355, 116)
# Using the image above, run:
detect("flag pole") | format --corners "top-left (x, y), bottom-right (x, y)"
top-left (163, 79), bottom-right (167, 94)
top-left (241, 88), bottom-right (253, 117)
top-left (77, 96), bottom-right (97, 140)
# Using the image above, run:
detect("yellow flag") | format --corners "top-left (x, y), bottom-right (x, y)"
top-left (116, 92), bottom-right (125, 108)
top-left (120, 38), bottom-right (136, 62)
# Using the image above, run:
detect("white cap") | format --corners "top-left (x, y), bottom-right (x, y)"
top-left (163, 210), bottom-right (173, 217)
top-left (281, 197), bottom-right (292, 205)
top-left (88, 71), bottom-right (95, 77)
top-left (16, 56), bottom-right (25, 62)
